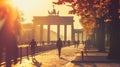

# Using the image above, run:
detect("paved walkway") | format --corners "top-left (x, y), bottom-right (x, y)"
top-left (1, 44), bottom-right (120, 67)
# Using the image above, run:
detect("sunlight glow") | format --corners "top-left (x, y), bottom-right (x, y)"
top-left (12, 0), bottom-right (73, 23)
top-left (13, 0), bottom-right (48, 11)
top-left (11, 0), bottom-right (83, 41)
top-left (12, 0), bottom-right (54, 23)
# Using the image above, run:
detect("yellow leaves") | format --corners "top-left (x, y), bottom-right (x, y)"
top-left (80, 17), bottom-right (96, 35)
top-left (74, 4), bottom-right (80, 10)
top-left (104, 19), bottom-right (111, 23)
top-left (93, 4), bottom-right (100, 8)
top-left (68, 10), bottom-right (76, 14)
top-left (105, 0), bottom-right (110, 2)
top-left (0, 2), bottom-right (24, 35)
top-left (54, 0), bottom-right (109, 35)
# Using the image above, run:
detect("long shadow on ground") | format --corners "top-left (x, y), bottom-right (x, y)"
top-left (32, 58), bottom-right (42, 67)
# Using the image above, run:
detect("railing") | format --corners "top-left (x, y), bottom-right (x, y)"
top-left (0, 43), bottom-right (73, 66)
top-left (18, 43), bottom-right (71, 63)
top-left (18, 43), bottom-right (57, 62)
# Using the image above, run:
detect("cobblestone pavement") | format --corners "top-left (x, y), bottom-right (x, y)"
top-left (1, 44), bottom-right (120, 67)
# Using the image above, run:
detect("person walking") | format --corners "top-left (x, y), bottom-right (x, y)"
top-left (67, 40), bottom-right (70, 46)
top-left (56, 38), bottom-right (62, 58)
top-left (77, 40), bottom-right (80, 48)
top-left (74, 40), bottom-right (77, 48)
top-left (29, 39), bottom-right (37, 58)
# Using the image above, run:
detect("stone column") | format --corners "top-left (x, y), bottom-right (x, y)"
top-left (47, 25), bottom-right (50, 44)
top-left (64, 25), bottom-right (67, 42)
top-left (82, 31), bottom-right (83, 42)
top-left (77, 33), bottom-right (80, 40)
top-left (32, 24), bottom-right (36, 39)
top-left (71, 25), bottom-right (74, 42)
top-left (57, 25), bottom-right (60, 39)
top-left (40, 24), bottom-right (43, 43)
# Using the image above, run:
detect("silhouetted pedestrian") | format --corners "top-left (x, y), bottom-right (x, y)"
top-left (41, 41), bottom-right (44, 46)
top-left (67, 40), bottom-right (70, 46)
top-left (0, 1), bottom-right (21, 67)
top-left (63, 41), bottom-right (66, 45)
top-left (77, 40), bottom-right (80, 48)
top-left (82, 41), bottom-right (85, 45)
top-left (74, 40), bottom-right (77, 48)
top-left (56, 38), bottom-right (62, 58)
top-left (30, 39), bottom-right (37, 57)
top-left (84, 40), bottom-right (90, 51)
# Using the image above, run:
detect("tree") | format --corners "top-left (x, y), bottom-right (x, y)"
top-left (107, 0), bottom-right (120, 60)
top-left (53, 0), bottom-right (120, 60)
top-left (53, 0), bottom-right (110, 52)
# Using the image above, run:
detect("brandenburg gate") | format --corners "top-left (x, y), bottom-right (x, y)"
top-left (32, 6), bottom-right (74, 44)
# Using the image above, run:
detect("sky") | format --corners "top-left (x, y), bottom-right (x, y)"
top-left (12, 0), bottom-right (82, 29)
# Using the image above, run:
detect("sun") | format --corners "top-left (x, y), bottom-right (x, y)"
top-left (12, 0), bottom-right (52, 23)
top-left (12, 0), bottom-right (74, 23)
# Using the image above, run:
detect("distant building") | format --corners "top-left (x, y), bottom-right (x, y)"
top-left (33, 5), bottom-right (74, 44)
top-left (19, 5), bottom-right (84, 45)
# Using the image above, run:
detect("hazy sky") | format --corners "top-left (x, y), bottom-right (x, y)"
top-left (13, 0), bottom-right (72, 21)
top-left (13, 0), bottom-right (82, 29)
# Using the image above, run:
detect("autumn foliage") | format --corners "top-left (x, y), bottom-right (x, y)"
top-left (53, 0), bottom-right (110, 35)
top-left (0, 0), bottom-right (23, 36)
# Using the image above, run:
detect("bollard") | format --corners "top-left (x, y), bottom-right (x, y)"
top-left (26, 47), bottom-right (29, 60)
top-left (20, 47), bottom-right (22, 64)
top-left (81, 51), bottom-right (84, 61)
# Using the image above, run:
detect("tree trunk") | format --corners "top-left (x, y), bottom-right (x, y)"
top-left (96, 19), bottom-right (105, 52)
top-left (91, 31), bottom-right (96, 48)
top-left (105, 23), bottom-right (110, 47)
top-left (108, 22), bottom-right (120, 60)
top-left (108, 0), bottom-right (120, 60)
top-left (98, 22), bottom-right (105, 52)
